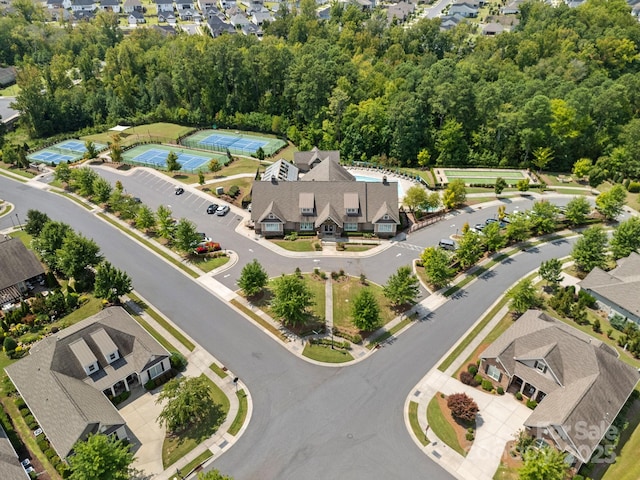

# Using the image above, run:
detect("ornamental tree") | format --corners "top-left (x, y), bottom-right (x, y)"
top-left (420, 246), bottom-right (455, 289)
top-left (446, 392), bottom-right (479, 423)
top-left (166, 151), bottom-right (182, 174)
top-left (157, 376), bottom-right (219, 434)
top-left (506, 278), bottom-right (539, 315)
top-left (494, 177), bottom-right (508, 196)
top-left (538, 258), bottom-right (562, 292)
top-left (572, 225), bottom-right (608, 272)
top-left (595, 184), bottom-right (627, 220)
top-left (610, 216), bottom-right (640, 259)
top-left (564, 196), bottom-right (591, 227)
top-left (135, 205), bottom-right (156, 232)
top-left (518, 446), bottom-right (569, 480)
top-left (94, 261), bottom-right (132, 304)
top-left (24, 209), bottom-right (50, 236)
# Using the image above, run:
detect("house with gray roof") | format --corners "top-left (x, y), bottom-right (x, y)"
top-left (579, 252), bottom-right (640, 325)
top-left (293, 147), bottom-right (341, 173)
top-left (122, 0), bottom-right (141, 12)
top-left (0, 424), bottom-right (26, 480)
top-left (5, 307), bottom-right (171, 460)
top-left (99, 0), bottom-right (120, 12)
top-left (206, 12), bottom-right (236, 36)
top-left (155, 0), bottom-right (173, 11)
top-left (262, 159), bottom-right (299, 182)
top-left (0, 237), bottom-right (45, 307)
top-left (386, 1), bottom-right (414, 24)
top-left (251, 155), bottom-right (399, 238)
top-left (448, 2), bottom-right (478, 17)
top-left (480, 310), bottom-right (639, 467)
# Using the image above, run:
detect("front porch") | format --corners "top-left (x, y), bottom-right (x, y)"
top-left (103, 372), bottom-right (141, 399)
top-left (507, 375), bottom-right (546, 403)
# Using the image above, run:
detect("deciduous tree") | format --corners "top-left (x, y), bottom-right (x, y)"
top-left (505, 212), bottom-right (531, 243)
top-left (156, 205), bottom-right (176, 240)
top-left (518, 446), bottom-right (569, 480)
top-left (157, 376), bottom-right (219, 434)
top-left (56, 231), bottom-right (102, 281)
top-left (529, 200), bottom-right (559, 235)
top-left (209, 159), bottom-right (222, 174)
top-left (420, 246), bottom-right (454, 288)
top-left (446, 393), bottom-right (479, 423)
top-left (531, 146), bottom-right (553, 172)
top-left (92, 176), bottom-right (112, 203)
top-left (32, 221), bottom-right (71, 271)
top-left (166, 151), bottom-right (182, 174)
top-left (109, 135), bottom-right (122, 163)
top-left (197, 470), bottom-right (234, 480)
top-left (54, 161), bottom-right (71, 185)
top-left (609, 216), bottom-right (640, 260)
top-left (494, 177), bottom-right (507, 196)
top-left (174, 218), bottom-right (201, 254)
top-left (351, 288), bottom-right (381, 331)
top-left (84, 140), bottom-right (98, 160)
top-left (270, 274), bottom-right (314, 327)
top-left (238, 259), bottom-right (269, 297)
top-left (572, 225), bottom-right (608, 272)
top-left (403, 185), bottom-right (428, 213)
top-left (539, 258), bottom-right (562, 291)
top-left (506, 278), bottom-right (539, 315)
top-left (595, 184), bottom-right (627, 220)
top-left (68, 434), bottom-right (135, 480)
top-left (442, 179), bottom-right (466, 210)
top-left (24, 209), bottom-right (50, 236)
top-left (94, 261), bottom-right (132, 304)
top-left (482, 221), bottom-right (506, 253)
top-left (383, 265), bottom-right (420, 306)
top-left (572, 158), bottom-right (592, 180)
top-left (70, 167), bottom-right (98, 197)
top-left (564, 196), bottom-right (591, 226)
top-left (455, 231), bottom-right (483, 269)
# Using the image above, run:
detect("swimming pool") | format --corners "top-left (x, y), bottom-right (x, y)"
top-left (353, 174), bottom-right (405, 197)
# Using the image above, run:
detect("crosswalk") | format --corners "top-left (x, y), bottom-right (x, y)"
top-left (391, 241), bottom-right (424, 252)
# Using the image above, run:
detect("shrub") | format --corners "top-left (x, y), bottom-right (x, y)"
top-left (526, 399), bottom-right (538, 409)
top-left (37, 437), bottom-right (49, 452)
top-left (19, 408), bottom-right (30, 417)
top-left (295, 267), bottom-right (302, 278)
top-left (14, 398), bottom-right (26, 409)
top-left (332, 328), bottom-right (362, 344)
top-left (610, 314), bottom-right (627, 331)
top-left (360, 273), bottom-right (367, 285)
top-left (465, 431), bottom-right (475, 441)
top-left (481, 380), bottom-right (493, 391)
top-left (516, 392), bottom-right (523, 401)
top-left (313, 241), bottom-right (322, 251)
top-left (460, 371), bottom-right (478, 386)
top-left (497, 386), bottom-right (504, 395)
top-left (592, 319), bottom-right (602, 333)
top-left (25, 415), bottom-right (38, 429)
top-left (474, 374), bottom-right (483, 384)
top-left (606, 328), bottom-right (614, 339)
top-left (44, 448), bottom-right (57, 460)
top-left (446, 392), bottom-right (479, 423)
top-left (3, 336), bottom-right (17, 355)
top-left (467, 364), bottom-right (478, 375)
top-left (572, 475), bottom-right (584, 480)
top-left (628, 181), bottom-right (640, 193)
top-left (169, 351), bottom-right (188, 372)
top-left (228, 185), bottom-right (240, 197)
top-left (577, 290), bottom-right (597, 308)
top-left (111, 391), bottom-right (131, 406)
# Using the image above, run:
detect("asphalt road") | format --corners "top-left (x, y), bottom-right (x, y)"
top-left (0, 175), bottom-right (576, 479)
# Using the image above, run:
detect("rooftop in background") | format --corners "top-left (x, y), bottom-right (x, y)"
top-left (0, 424), bottom-right (26, 480)
top-left (0, 97), bottom-right (19, 125)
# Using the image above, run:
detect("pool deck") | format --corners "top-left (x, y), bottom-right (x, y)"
top-left (345, 166), bottom-right (422, 201)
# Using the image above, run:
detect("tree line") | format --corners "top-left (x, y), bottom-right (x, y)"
top-left (3, 0), bottom-right (640, 182)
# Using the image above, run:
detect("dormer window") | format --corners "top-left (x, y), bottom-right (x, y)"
top-left (108, 351), bottom-right (120, 363)
top-left (87, 362), bottom-right (98, 374)
top-left (344, 193), bottom-right (359, 216)
top-left (299, 193), bottom-right (315, 215)
top-left (534, 360), bottom-right (547, 373)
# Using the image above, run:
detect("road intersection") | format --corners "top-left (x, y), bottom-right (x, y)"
top-left (0, 170), bottom-right (581, 479)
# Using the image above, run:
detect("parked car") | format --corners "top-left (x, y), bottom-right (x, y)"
top-left (216, 205), bottom-right (230, 216)
top-left (195, 242), bottom-right (221, 254)
top-left (485, 218), bottom-right (498, 225)
top-left (247, 203), bottom-right (252, 212)
top-left (206, 204), bottom-right (218, 214)
top-left (198, 233), bottom-right (212, 243)
top-left (175, 187), bottom-right (184, 195)
top-left (474, 223), bottom-right (486, 231)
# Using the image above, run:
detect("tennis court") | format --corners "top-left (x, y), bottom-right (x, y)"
top-left (56, 139), bottom-right (107, 153)
top-left (182, 130), bottom-right (287, 156)
top-left (121, 144), bottom-right (224, 172)
top-left (28, 150), bottom-right (77, 164)
top-left (435, 168), bottom-right (535, 186)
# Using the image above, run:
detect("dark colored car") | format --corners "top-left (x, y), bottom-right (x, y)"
top-left (206, 204), bottom-right (219, 214)
top-left (175, 187), bottom-right (184, 195)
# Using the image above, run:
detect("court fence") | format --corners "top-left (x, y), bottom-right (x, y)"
top-left (118, 157), bottom-right (209, 174)
top-left (181, 131), bottom-right (287, 157)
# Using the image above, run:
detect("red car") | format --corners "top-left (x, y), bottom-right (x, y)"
top-left (195, 242), bottom-right (221, 254)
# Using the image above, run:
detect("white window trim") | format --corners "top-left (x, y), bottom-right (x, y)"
top-left (263, 223), bottom-right (282, 232)
top-left (344, 223), bottom-right (358, 231)
top-left (487, 364), bottom-right (501, 382)
top-left (534, 360), bottom-right (546, 373)
top-left (377, 224), bottom-right (394, 233)
top-left (300, 222), bottom-right (314, 231)
top-left (346, 208), bottom-right (358, 214)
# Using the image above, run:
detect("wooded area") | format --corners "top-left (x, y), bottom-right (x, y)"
top-left (3, 0), bottom-right (640, 180)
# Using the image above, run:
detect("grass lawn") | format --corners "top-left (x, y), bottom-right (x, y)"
top-left (190, 254), bottom-right (230, 273)
top-left (302, 343), bottom-right (354, 363)
top-left (201, 176), bottom-right (253, 207)
top-left (409, 401), bottom-right (429, 446)
top-left (342, 244), bottom-right (376, 252)
top-left (0, 162), bottom-right (35, 179)
top-left (332, 276), bottom-right (397, 330)
top-left (9, 230), bottom-right (33, 247)
top-left (302, 274), bottom-right (326, 321)
top-left (125, 306), bottom-right (177, 353)
top-left (273, 143), bottom-right (298, 162)
top-left (601, 400), bottom-right (640, 480)
top-left (0, 84), bottom-right (20, 95)
top-left (270, 238), bottom-right (318, 252)
top-left (209, 363), bottom-right (229, 378)
top-left (128, 292), bottom-right (195, 351)
top-left (178, 450), bottom-right (213, 477)
top-left (229, 299), bottom-right (289, 342)
top-left (367, 316), bottom-right (414, 348)
top-left (228, 389), bottom-right (248, 436)
top-left (598, 181), bottom-right (640, 212)
top-left (426, 394), bottom-right (467, 457)
top-left (162, 374), bottom-right (230, 468)
top-left (83, 122), bottom-right (195, 145)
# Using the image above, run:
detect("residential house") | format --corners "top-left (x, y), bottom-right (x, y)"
top-left (177, 6), bottom-right (196, 19)
top-left (500, 0), bottom-right (522, 14)
top-left (448, 2), bottom-right (478, 17)
top-left (73, 9), bottom-right (97, 19)
top-left (251, 154), bottom-right (400, 238)
top-left (155, 0), bottom-right (174, 12)
top-left (0, 66), bottom-right (16, 88)
top-left (198, 0), bottom-right (215, 9)
top-left (46, 0), bottom-right (64, 9)
top-left (64, 0), bottom-right (97, 11)
top-left (128, 10), bottom-right (145, 22)
top-left (230, 11), bottom-right (250, 26)
top-left (206, 12), bottom-right (236, 35)
top-left (150, 24), bottom-right (177, 35)
top-left (439, 13), bottom-right (464, 30)
top-left (317, 5), bottom-right (330, 19)
top-left (261, 159), bottom-right (299, 182)
top-left (175, 0), bottom-right (194, 9)
top-left (0, 424), bottom-right (26, 480)
top-left (480, 310), bottom-right (640, 467)
top-left (0, 237), bottom-right (45, 308)
top-left (219, 0), bottom-right (236, 9)
top-left (579, 252), bottom-right (640, 325)
top-left (241, 22), bottom-right (263, 37)
top-left (251, 10), bottom-right (271, 25)
top-left (386, 1), bottom-right (414, 24)
top-left (294, 147), bottom-right (341, 173)
top-left (5, 307), bottom-right (171, 460)
top-left (482, 22), bottom-right (505, 35)
top-left (99, 0), bottom-right (120, 12)
top-left (338, 0), bottom-right (374, 10)
top-left (122, 0), bottom-right (142, 12)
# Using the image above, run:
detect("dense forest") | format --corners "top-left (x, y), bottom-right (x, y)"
top-left (3, 0), bottom-right (640, 179)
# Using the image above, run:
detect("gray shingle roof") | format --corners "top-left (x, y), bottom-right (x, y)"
top-left (0, 237), bottom-right (45, 292)
top-left (251, 179), bottom-right (399, 227)
top-left (579, 252), bottom-right (640, 317)
top-left (294, 147), bottom-right (341, 171)
top-left (5, 307), bottom-right (169, 459)
top-left (0, 425), bottom-right (25, 480)
top-left (482, 310), bottom-right (639, 463)
top-left (301, 157), bottom-right (355, 182)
